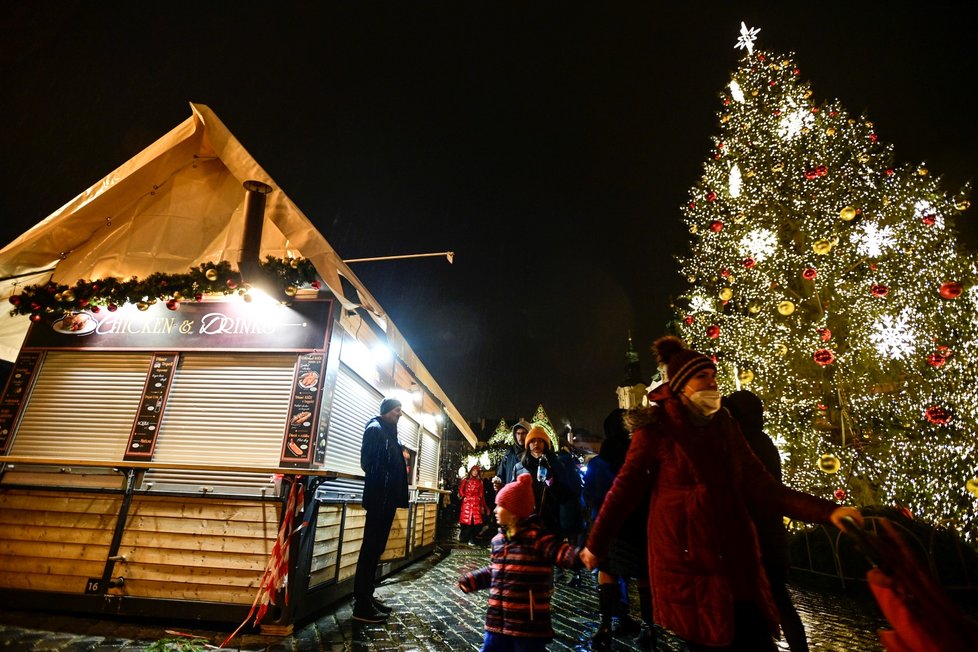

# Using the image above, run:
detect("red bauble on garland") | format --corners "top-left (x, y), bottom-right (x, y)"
top-left (939, 282), bottom-right (962, 299)
top-left (706, 191), bottom-right (717, 202)
top-left (721, 268), bottom-right (731, 278)
top-left (921, 214), bottom-right (936, 226)
top-left (743, 257), bottom-right (756, 269)
top-left (817, 328), bottom-right (832, 342)
top-left (706, 324), bottom-right (721, 339)
top-left (927, 352), bottom-right (947, 368)
top-left (925, 405), bottom-right (952, 425)
top-left (802, 267), bottom-right (817, 280)
top-left (833, 488), bottom-right (847, 501)
top-left (813, 348), bottom-right (835, 366)
top-left (871, 284), bottom-right (889, 297)
top-left (683, 315), bottom-right (694, 326)
top-left (709, 220), bottom-right (724, 233)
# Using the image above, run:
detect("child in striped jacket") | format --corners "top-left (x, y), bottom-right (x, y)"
top-left (458, 473), bottom-right (581, 651)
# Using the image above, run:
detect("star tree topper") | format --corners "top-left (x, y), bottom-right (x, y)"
top-left (735, 22), bottom-right (760, 55)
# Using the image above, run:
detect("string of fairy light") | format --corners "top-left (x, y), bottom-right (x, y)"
top-left (674, 25), bottom-right (978, 538)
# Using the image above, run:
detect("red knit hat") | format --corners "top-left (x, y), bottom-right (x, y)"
top-left (495, 473), bottom-right (536, 519)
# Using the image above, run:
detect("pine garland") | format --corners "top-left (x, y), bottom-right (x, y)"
top-left (7, 256), bottom-right (320, 321)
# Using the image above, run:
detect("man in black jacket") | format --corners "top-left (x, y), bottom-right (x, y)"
top-left (492, 421), bottom-right (528, 491)
top-left (352, 397), bottom-right (409, 623)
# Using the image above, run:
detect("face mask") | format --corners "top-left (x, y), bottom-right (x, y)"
top-left (686, 389), bottom-right (722, 417)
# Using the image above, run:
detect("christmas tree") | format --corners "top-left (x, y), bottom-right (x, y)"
top-left (672, 25), bottom-right (978, 539)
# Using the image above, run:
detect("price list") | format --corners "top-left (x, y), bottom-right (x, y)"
top-left (282, 352), bottom-right (325, 466)
top-left (0, 352), bottom-right (42, 454)
top-left (124, 353), bottom-right (177, 460)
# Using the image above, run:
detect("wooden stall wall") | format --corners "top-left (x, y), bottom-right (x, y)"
top-left (114, 495), bottom-right (280, 604)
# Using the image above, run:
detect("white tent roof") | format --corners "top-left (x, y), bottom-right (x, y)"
top-left (0, 103), bottom-right (476, 446)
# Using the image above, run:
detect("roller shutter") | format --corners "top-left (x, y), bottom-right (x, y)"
top-left (417, 428), bottom-right (440, 488)
top-left (322, 364), bottom-right (381, 476)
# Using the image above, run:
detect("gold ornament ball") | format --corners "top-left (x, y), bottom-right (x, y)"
top-left (803, 90), bottom-right (813, 99)
top-left (839, 206), bottom-right (857, 221)
top-left (687, 275), bottom-right (697, 283)
top-left (777, 300), bottom-right (795, 316)
top-left (172, 291), bottom-right (183, 301)
top-left (776, 343), bottom-right (788, 356)
top-left (285, 285), bottom-right (298, 297)
top-left (737, 369), bottom-right (755, 384)
top-left (720, 115), bottom-right (730, 124)
top-left (719, 288), bottom-right (733, 301)
top-left (136, 301), bottom-right (149, 311)
top-left (917, 167), bottom-right (928, 176)
top-left (733, 213), bottom-right (746, 223)
top-left (290, 259), bottom-right (299, 268)
top-left (812, 238), bottom-right (833, 255)
top-left (966, 478), bottom-right (978, 498)
top-left (748, 302), bottom-right (761, 314)
top-left (956, 200), bottom-right (971, 211)
top-left (858, 153), bottom-right (871, 164)
top-left (205, 268), bottom-right (219, 281)
top-left (818, 454), bottom-right (841, 474)
top-left (826, 127), bottom-right (836, 136)
top-left (62, 289), bottom-right (75, 302)
top-left (689, 225), bottom-right (699, 234)
top-left (771, 162), bottom-right (784, 173)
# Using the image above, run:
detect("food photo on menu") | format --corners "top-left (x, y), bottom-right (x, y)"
top-left (53, 311), bottom-right (96, 335)
top-left (298, 371), bottom-right (319, 389)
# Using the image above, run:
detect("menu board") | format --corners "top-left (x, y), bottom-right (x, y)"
top-left (0, 351), bottom-right (42, 454)
top-left (281, 352), bottom-right (325, 466)
top-left (123, 353), bottom-right (178, 460)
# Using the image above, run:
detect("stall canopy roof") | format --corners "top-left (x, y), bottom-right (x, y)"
top-left (0, 102), bottom-right (477, 446)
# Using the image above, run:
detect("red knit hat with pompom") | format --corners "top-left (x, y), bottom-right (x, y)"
top-left (495, 473), bottom-right (536, 519)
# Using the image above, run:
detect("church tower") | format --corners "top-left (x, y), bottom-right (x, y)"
top-left (616, 333), bottom-right (647, 409)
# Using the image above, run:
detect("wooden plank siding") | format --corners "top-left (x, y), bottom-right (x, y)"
top-left (308, 505), bottom-right (342, 588)
top-left (0, 489), bottom-right (121, 593)
top-left (112, 495), bottom-right (280, 604)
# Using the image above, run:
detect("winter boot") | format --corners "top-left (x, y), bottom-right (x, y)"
top-left (591, 583), bottom-right (617, 650)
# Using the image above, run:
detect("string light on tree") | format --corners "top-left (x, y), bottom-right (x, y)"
top-left (673, 24), bottom-right (978, 539)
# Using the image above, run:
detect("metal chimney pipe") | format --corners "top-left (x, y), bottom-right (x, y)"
top-left (240, 180), bottom-right (272, 282)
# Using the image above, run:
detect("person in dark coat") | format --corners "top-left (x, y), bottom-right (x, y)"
top-left (723, 390), bottom-right (809, 652)
top-left (352, 397), bottom-right (409, 623)
top-left (513, 426), bottom-right (571, 535)
top-left (493, 421), bottom-right (528, 491)
top-left (583, 409), bottom-right (653, 650)
top-left (581, 337), bottom-right (863, 651)
top-left (555, 426), bottom-right (586, 587)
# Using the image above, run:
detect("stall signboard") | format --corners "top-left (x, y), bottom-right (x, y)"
top-left (22, 300), bottom-right (333, 352)
top-left (281, 352), bottom-right (326, 467)
top-left (123, 353), bottom-right (178, 460)
top-left (0, 352), bottom-right (42, 453)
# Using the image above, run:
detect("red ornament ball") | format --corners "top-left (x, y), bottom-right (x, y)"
top-left (818, 328), bottom-right (832, 342)
top-left (815, 165), bottom-right (828, 177)
top-left (921, 214), bottom-right (936, 226)
top-left (107, 303), bottom-right (118, 312)
top-left (743, 257), bottom-right (756, 269)
top-left (939, 282), bottom-right (962, 299)
top-left (813, 348), bottom-right (835, 366)
top-left (226, 279), bottom-right (238, 290)
top-left (871, 284), bottom-right (889, 297)
top-left (706, 191), bottom-right (717, 202)
top-left (804, 168), bottom-right (818, 180)
top-left (166, 299), bottom-right (180, 311)
top-left (311, 280), bottom-right (321, 290)
top-left (30, 313), bottom-right (43, 323)
top-left (773, 109), bottom-right (782, 117)
top-left (833, 488), bottom-right (847, 501)
top-left (721, 268), bottom-right (731, 278)
top-left (811, 107), bottom-right (819, 114)
top-left (885, 168), bottom-right (894, 176)
top-left (793, 68), bottom-right (800, 75)
top-left (90, 305), bottom-right (100, 313)
top-left (194, 293), bottom-right (204, 302)
top-left (706, 324), bottom-right (721, 339)
top-left (869, 133), bottom-right (879, 143)
top-left (925, 405), bottom-right (952, 425)
top-left (709, 220), bottom-right (724, 233)
top-left (8, 295), bottom-right (21, 307)
top-left (683, 315), bottom-right (694, 326)
top-left (688, 201), bottom-right (697, 209)
top-left (802, 267), bottom-right (817, 280)
top-left (927, 352), bottom-right (947, 368)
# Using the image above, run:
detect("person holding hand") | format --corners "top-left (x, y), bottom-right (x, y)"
top-left (580, 337), bottom-right (862, 652)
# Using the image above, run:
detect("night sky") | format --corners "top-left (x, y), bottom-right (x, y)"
top-left (3, 3), bottom-right (976, 434)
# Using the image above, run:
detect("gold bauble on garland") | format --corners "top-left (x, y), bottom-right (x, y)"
top-left (818, 454), bottom-right (841, 474)
top-left (812, 238), bottom-right (833, 255)
top-left (737, 369), bottom-right (754, 384)
top-left (839, 206), bottom-right (857, 221)
top-left (967, 478), bottom-right (978, 498)
top-left (777, 300), bottom-right (795, 315)
top-left (719, 288), bottom-right (733, 301)
top-left (205, 268), bottom-right (219, 281)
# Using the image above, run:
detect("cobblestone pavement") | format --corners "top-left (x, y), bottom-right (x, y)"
top-left (0, 542), bottom-right (900, 651)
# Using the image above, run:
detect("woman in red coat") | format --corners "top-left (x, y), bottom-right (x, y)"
top-left (581, 337), bottom-right (862, 651)
top-left (458, 464), bottom-right (489, 545)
